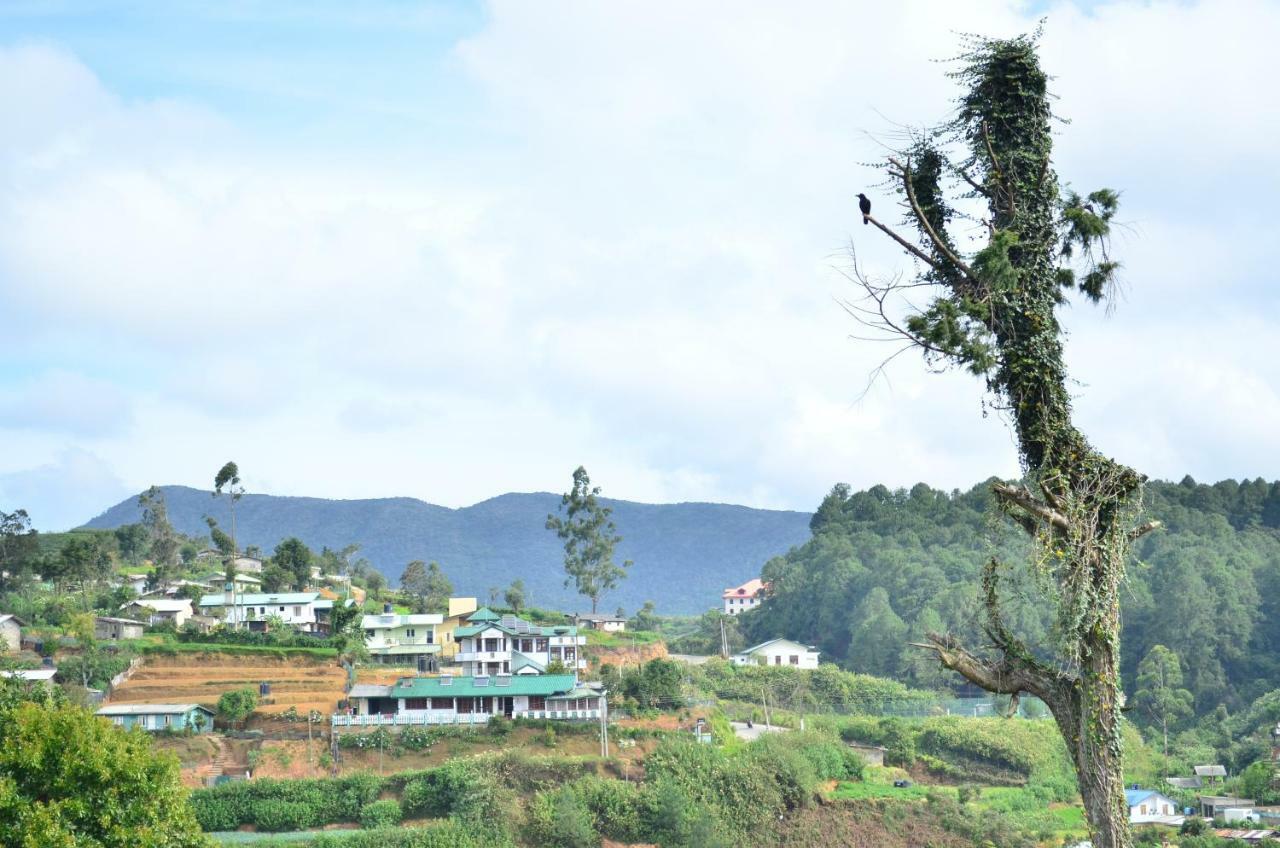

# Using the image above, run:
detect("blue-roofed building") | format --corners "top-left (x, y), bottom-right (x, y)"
top-left (1125, 787), bottom-right (1181, 824)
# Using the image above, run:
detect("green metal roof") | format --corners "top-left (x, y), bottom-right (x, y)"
top-left (511, 651), bottom-right (545, 674)
top-left (391, 674), bottom-right (578, 698)
top-left (467, 607), bottom-right (501, 622)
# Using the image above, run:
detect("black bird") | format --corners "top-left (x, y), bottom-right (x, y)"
top-left (857, 193), bottom-right (871, 225)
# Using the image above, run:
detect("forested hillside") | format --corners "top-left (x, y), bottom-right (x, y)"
top-left (744, 477), bottom-right (1280, 719)
top-left (79, 487), bottom-right (812, 615)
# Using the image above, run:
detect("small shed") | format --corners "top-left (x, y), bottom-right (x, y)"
top-left (1, 668), bottom-right (57, 687)
top-left (95, 616), bottom-right (146, 641)
top-left (848, 742), bottom-right (886, 767)
top-left (96, 703), bottom-right (215, 733)
top-left (1195, 764), bottom-right (1228, 783)
top-left (0, 614), bottom-right (24, 652)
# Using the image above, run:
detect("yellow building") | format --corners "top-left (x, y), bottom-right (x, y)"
top-left (437, 597), bottom-right (478, 662)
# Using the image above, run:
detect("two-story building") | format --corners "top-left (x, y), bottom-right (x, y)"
top-left (723, 578), bottom-right (769, 616)
top-left (336, 673), bottom-right (605, 727)
top-left (197, 592), bottom-right (327, 633)
top-left (452, 608), bottom-right (587, 676)
top-left (363, 608), bottom-right (443, 670)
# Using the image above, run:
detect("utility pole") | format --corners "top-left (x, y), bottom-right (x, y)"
top-left (719, 618), bottom-right (728, 659)
top-left (599, 693), bottom-right (609, 758)
top-left (761, 687), bottom-right (771, 730)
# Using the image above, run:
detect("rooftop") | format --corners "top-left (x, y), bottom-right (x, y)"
top-left (96, 616), bottom-right (146, 625)
top-left (126, 599), bottom-right (192, 612)
top-left (455, 610), bottom-right (577, 639)
top-left (362, 613), bottom-right (443, 630)
top-left (737, 637), bottom-right (819, 656)
top-left (198, 592), bottom-right (320, 607)
top-left (1195, 765), bottom-right (1228, 777)
top-left (97, 703), bottom-right (213, 716)
top-left (722, 578), bottom-right (767, 599)
top-left (1, 669), bottom-right (56, 681)
top-left (391, 673), bottom-right (581, 699)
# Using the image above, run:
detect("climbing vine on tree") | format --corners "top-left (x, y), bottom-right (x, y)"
top-left (850, 30), bottom-right (1156, 848)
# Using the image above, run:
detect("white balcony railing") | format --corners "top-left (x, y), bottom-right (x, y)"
top-left (455, 650), bottom-right (510, 663)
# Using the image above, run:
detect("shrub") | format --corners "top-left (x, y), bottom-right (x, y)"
top-left (359, 799), bottom-right (402, 829)
top-left (251, 798), bottom-right (315, 831)
top-left (524, 787), bottom-right (596, 848)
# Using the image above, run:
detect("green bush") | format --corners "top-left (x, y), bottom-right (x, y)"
top-left (573, 776), bottom-right (644, 842)
top-left (251, 798), bottom-right (315, 831)
top-left (524, 786), bottom-right (596, 848)
top-left (359, 799), bottom-right (402, 829)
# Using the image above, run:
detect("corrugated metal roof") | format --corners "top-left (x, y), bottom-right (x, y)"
top-left (391, 673), bottom-right (579, 698)
top-left (1, 669), bottom-right (56, 681)
top-left (97, 703), bottom-right (213, 716)
top-left (198, 593), bottom-right (320, 607)
top-left (1195, 765), bottom-right (1228, 777)
top-left (348, 684), bottom-right (393, 698)
top-left (361, 613), bottom-right (444, 630)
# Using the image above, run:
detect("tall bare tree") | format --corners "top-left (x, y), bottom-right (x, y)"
top-left (849, 31), bottom-right (1157, 848)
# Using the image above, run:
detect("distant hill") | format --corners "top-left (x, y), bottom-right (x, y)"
top-left (79, 487), bottom-right (813, 615)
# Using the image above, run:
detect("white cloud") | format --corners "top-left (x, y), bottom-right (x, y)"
top-left (0, 2), bottom-right (1276, 530)
top-left (0, 448), bottom-right (129, 531)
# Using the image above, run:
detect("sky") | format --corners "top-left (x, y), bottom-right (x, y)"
top-left (0, 0), bottom-right (1277, 530)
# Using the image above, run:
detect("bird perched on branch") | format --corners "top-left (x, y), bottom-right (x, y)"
top-left (857, 193), bottom-right (871, 225)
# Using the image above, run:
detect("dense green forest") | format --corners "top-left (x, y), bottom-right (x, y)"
top-left (746, 477), bottom-right (1280, 722)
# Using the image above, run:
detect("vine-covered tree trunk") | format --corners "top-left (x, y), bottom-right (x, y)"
top-left (854, 32), bottom-right (1156, 848)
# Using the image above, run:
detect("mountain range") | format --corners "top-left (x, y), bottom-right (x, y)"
top-left (79, 486), bottom-right (814, 615)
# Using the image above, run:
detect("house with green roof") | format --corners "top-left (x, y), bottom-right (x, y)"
top-left (450, 608), bottom-right (587, 677)
top-left (335, 672), bottom-right (605, 727)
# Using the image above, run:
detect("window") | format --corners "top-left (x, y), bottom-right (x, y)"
top-left (162, 714), bottom-right (171, 727)
top-left (405, 629), bottom-right (416, 638)
top-left (279, 606), bottom-right (285, 612)
top-left (457, 698), bottom-right (474, 714)
top-left (774, 656), bottom-right (782, 666)
top-left (405, 698), bottom-right (427, 710)
top-left (476, 697), bottom-right (493, 713)
top-left (529, 696), bottom-right (546, 710)
top-left (789, 655), bottom-right (799, 665)
top-left (431, 697), bottom-right (453, 710)
top-left (293, 606), bottom-right (301, 616)
top-left (365, 630), bottom-right (375, 638)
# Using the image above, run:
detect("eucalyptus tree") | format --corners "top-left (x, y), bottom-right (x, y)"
top-left (138, 487), bottom-right (179, 591)
top-left (546, 466), bottom-right (631, 614)
top-left (851, 31), bottom-right (1157, 847)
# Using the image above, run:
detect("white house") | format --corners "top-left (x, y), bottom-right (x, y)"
top-left (723, 578), bottom-right (768, 615)
top-left (122, 574), bottom-right (150, 594)
top-left (573, 612), bottom-right (627, 633)
top-left (0, 614), bottom-right (23, 652)
top-left (732, 638), bottom-right (820, 669)
top-left (198, 592), bottom-right (325, 632)
top-left (363, 609), bottom-right (443, 670)
top-left (1126, 788), bottom-right (1182, 824)
top-left (451, 609), bottom-right (587, 676)
top-left (123, 599), bottom-right (193, 628)
top-left (336, 673), bottom-right (605, 727)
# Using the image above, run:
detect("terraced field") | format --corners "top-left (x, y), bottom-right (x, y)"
top-left (106, 651), bottom-right (350, 716)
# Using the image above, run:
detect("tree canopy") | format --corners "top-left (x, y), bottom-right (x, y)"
top-left (546, 466), bottom-right (632, 614)
top-left (0, 681), bottom-right (207, 847)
